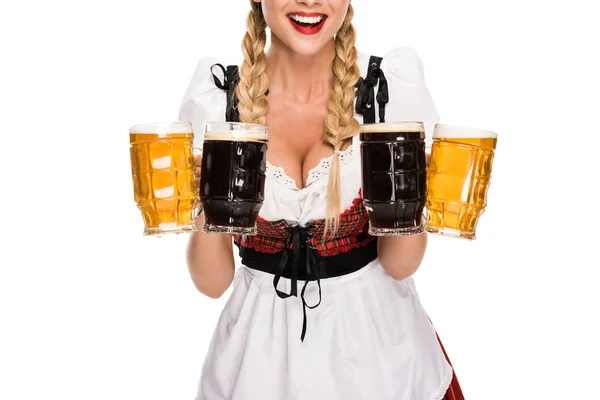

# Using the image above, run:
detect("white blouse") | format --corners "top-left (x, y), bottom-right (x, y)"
top-left (181, 49), bottom-right (455, 400)
top-left (178, 47), bottom-right (439, 225)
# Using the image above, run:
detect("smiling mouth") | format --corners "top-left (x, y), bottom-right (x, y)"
top-left (288, 13), bottom-right (328, 30)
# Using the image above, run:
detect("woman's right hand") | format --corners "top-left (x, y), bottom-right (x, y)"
top-left (186, 148), bottom-right (236, 298)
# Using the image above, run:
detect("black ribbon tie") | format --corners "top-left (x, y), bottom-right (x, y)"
top-left (272, 225), bottom-right (323, 342)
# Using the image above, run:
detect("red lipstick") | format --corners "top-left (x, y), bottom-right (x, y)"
top-left (288, 12), bottom-right (327, 35)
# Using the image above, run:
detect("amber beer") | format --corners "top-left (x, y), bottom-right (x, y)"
top-left (200, 122), bottom-right (268, 235)
top-left (129, 121), bottom-right (199, 236)
top-left (360, 122), bottom-right (427, 236)
top-left (426, 124), bottom-right (498, 240)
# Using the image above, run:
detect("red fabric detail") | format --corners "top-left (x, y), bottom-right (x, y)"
top-left (233, 216), bottom-right (291, 254)
top-left (233, 193), bottom-right (375, 257)
top-left (426, 314), bottom-right (465, 400)
top-left (311, 197), bottom-right (375, 256)
top-left (436, 331), bottom-right (465, 400)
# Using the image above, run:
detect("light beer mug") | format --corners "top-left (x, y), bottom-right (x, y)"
top-left (200, 122), bottom-right (268, 235)
top-left (425, 124), bottom-right (498, 240)
top-left (129, 121), bottom-right (201, 236)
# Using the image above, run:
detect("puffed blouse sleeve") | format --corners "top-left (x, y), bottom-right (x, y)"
top-left (380, 47), bottom-right (440, 145)
top-left (178, 57), bottom-right (227, 147)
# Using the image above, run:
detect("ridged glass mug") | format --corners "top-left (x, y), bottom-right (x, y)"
top-left (199, 122), bottom-right (268, 235)
top-left (129, 121), bottom-right (201, 236)
top-left (425, 124), bottom-right (498, 240)
top-left (360, 122), bottom-right (427, 236)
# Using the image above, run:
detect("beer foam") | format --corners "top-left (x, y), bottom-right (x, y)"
top-left (204, 131), bottom-right (268, 142)
top-left (152, 156), bottom-right (171, 169)
top-left (130, 121), bottom-right (193, 136)
top-left (154, 186), bottom-right (174, 199)
top-left (434, 124), bottom-right (497, 139)
top-left (360, 122), bottom-right (424, 133)
top-left (204, 122), bottom-right (268, 142)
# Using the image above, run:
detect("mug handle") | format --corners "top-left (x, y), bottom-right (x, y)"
top-left (424, 141), bottom-right (432, 168)
top-left (192, 147), bottom-right (203, 218)
top-left (423, 142), bottom-right (432, 232)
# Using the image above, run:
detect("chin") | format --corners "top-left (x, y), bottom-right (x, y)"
top-left (278, 34), bottom-right (333, 57)
top-left (288, 42), bottom-right (328, 57)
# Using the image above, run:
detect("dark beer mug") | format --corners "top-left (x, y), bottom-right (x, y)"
top-left (200, 122), bottom-right (268, 235)
top-left (360, 122), bottom-right (427, 236)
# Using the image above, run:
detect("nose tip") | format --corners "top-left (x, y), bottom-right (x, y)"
top-left (296, 0), bottom-right (321, 6)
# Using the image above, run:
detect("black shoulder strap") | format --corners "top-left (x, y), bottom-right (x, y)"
top-left (213, 57), bottom-right (389, 125)
top-left (210, 63), bottom-right (241, 123)
top-left (355, 55), bottom-right (389, 124)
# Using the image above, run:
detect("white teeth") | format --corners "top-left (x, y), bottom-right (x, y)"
top-left (290, 14), bottom-right (324, 24)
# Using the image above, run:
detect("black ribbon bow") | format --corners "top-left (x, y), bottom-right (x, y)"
top-left (211, 63), bottom-right (240, 123)
top-left (273, 225), bottom-right (323, 342)
top-left (355, 56), bottom-right (389, 124)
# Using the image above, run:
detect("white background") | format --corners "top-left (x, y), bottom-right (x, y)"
top-left (1, 0), bottom-right (599, 399)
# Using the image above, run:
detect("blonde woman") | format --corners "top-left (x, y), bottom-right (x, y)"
top-left (179, 1), bottom-right (464, 399)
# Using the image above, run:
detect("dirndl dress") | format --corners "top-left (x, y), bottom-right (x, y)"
top-left (179, 47), bottom-right (465, 400)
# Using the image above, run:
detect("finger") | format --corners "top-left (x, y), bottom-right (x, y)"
top-left (193, 154), bottom-right (202, 168)
top-left (195, 166), bottom-right (201, 190)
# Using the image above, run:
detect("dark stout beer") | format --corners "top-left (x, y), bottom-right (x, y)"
top-left (200, 122), bottom-right (268, 235)
top-left (360, 122), bottom-right (427, 236)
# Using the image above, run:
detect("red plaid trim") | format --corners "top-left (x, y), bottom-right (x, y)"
top-left (311, 197), bottom-right (375, 257)
top-left (233, 217), bottom-right (291, 254)
top-left (233, 192), bottom-right (375, 257)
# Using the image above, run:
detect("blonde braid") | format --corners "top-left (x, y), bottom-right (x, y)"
top-left (323, 4), bottom-right (360, 236)
top-left (236, 1), bottom-right (269, 125)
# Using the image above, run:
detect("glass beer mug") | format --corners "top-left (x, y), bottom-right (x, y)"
top-left (199, 122), bottom-right (268, 235)
top-left (360, 122), bottom-right (427, 236)
top-left (425, 124), bottom-right (498, 240)
top-left (129, 121), bottom-right (201, 236)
